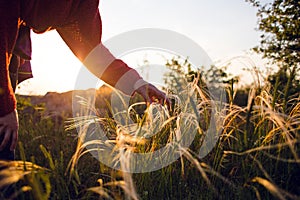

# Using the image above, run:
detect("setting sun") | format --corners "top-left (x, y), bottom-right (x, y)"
top-left (16, 0), bottom-right (263, 95)
top-left (1, 0), bottom-right (298, 199)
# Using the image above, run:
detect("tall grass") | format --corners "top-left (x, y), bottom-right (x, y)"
top-left (0, 67), bottom-right (299, 200)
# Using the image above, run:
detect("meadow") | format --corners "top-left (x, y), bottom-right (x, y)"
top-left (0, 59), bottom-right (299, 200)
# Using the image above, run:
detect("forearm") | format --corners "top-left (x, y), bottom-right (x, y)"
top-left (0, 42), bottom-right (16, 117)
top-left (83, 44), bottom-right (145, 95)
top-left (0, 61), bottom-right (16, 117)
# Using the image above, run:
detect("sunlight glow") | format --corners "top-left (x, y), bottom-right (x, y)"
top-left (16, 0), bottom-right (264, 95)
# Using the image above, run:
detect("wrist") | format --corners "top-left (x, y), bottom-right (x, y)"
top-left (133, 78), bottom-right (148, 91)
top-left (114, 69), bottom-right (142, 95)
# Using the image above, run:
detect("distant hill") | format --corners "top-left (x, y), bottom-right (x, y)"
top-left (18, 85), bottom-right (114, 118)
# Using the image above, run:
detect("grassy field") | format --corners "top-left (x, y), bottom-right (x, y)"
top-left (0, 66), bottom-right (299, 200)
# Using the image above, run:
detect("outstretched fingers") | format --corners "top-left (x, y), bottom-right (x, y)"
top-left (0, 126), bottom-right (10, 151)
top-left (135, 83), bottom-right (171, 109)
top-left (0, 110), bottom-right (19, 151)
top-left (10, 129), bottom-right (18, 151)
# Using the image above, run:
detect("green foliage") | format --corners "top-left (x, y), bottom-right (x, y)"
top-left (246, 0), bottom-right (300, 113)
top-left (164, 57), bottom-right (241, 106)
top-left (268, 66), bottom-right (300, 112)
top-left (1, 59), bottom-right (299, 199)
top-left (246, 0), bottom-right (300, 67)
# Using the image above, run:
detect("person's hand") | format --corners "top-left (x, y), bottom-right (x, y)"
top-left (134, 82), bottom-right (171, 108)
top-left (0, 109), bottom-right (19, 151)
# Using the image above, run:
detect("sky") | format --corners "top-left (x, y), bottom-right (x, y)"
top-left (16, 0), bottom-right (269, 95)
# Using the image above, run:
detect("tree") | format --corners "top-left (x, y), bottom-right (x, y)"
top-left (246, 0), bottom-right (300, 67)
top-left (246, 0), bottom-right (300, 112)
